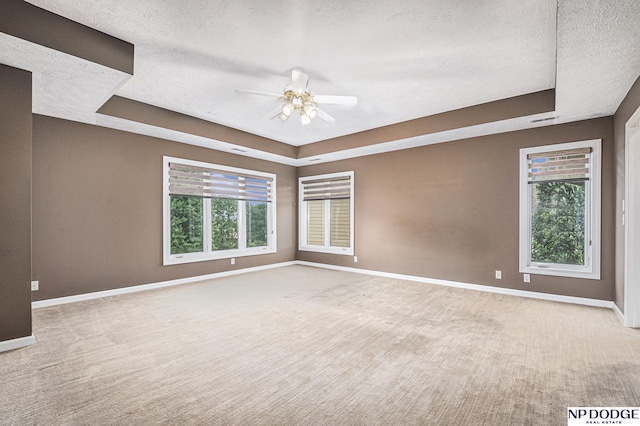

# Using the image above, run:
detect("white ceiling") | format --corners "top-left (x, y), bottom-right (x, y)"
top-left (3, 0), bottom-right (640, 163)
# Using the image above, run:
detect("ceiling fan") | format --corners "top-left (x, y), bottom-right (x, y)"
top-left (235, 68), bottom-right (357, 125)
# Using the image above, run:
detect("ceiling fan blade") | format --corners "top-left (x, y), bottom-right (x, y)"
top-left (263, 104), bottom-right (285, 120)
top-left (313, 95), bottom-right (358, 106)
top-left (234, 89), bottom-right (283, 98)
top-left (315, 107), bottom-right (335, 122)
top-left (291, 69), bottom-right (308, 94)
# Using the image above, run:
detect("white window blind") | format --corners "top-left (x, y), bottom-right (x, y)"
top-left (527, 147), bottom-right (591, 184)
top-left (306, 200), bottom-right (325, 246)
top-left (302, 175), bottom-right (351, 201)
top-left (330, 198), bottom-right (351, 247)
top-left (168, 162), bottom-right (273, 203)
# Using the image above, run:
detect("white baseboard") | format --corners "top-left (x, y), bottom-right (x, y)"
top-left (297, 261), bottom-right (616, 310)
top-left (0, 335), bottom-right (36, 353)
top-left (32, 261), bottom-right (297, 309)
top-left (612, 303), bottom-right (625, 324)
top-left (31, 259), bottom-right (617, 314)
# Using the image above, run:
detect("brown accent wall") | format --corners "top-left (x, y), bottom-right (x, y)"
top-left (31, 115), bottom-right (297, 301)
top-left (98, 96), bottom-right (296, 159)
top-left (298, 89), bottom-right (555, 158)
top-left (613, 74), bottom-right (640, 312)
top-left (0, 0), bottom-right (134, 74)
top-left (298, 118), bottom-right (615, 301)
top-left (0, 64), bottom-right (32, 341)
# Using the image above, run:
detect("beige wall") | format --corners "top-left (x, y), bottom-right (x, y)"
top-left (299, 118), bottom-right (615, 301)
top-left (7, 72), bottom-right (636, 315)
top-left (31, 115), bottom-right (297, 301)
top-left (29, 113), bottom-right (617, 305)
top-left (20, 102), bottom-right (625, 305)
top-left (613, 74), bottom-right (640, 312)
top-left (0, 64), bottom-right (32, 341)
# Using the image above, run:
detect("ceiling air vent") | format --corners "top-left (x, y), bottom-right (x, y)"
top-left (530, 116), bottom-right (558, 123)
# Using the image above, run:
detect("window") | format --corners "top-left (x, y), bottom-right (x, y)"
top-left (519, 139), bottom-right (601, 279)
top-left (163, 156), bottom-right (276, 265)
top-left (299, 171), bottom-right (354, 255)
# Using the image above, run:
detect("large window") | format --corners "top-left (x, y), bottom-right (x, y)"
top-left (299, 171), bottom-right (354, 255)
top-left (519, 140), bottom-right (601, 279)
top-left (163, 157), bottom-right (276, 265)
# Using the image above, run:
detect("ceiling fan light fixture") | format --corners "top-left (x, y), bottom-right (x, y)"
top-left (305, 105), bottom-right (317, 119)
top-left (235, 69), bottom-right (355, 126)
top-left (282, 103), bottom-right (293, 117)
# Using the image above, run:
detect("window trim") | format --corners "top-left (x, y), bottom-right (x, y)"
top-left (518, 139), bottom-right (601, 280)
top-left (299, 171), bottom-right (354, 255)
top-left (163, 156), bottom-right (276, 265)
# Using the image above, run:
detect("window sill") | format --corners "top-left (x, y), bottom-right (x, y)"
top-left (520, 265), bottom-right (600, 280)
top-left (299, 245), bottom-right (354, 256)
top-left (164, 247), bottom-right (276, 266)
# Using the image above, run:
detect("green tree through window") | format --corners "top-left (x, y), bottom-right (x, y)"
top-left (170, 196), bottom-right (203, 254)
top-left (530, 181), bottom-right (585, 265)
top-left (212, 198), bottom-right (239, 250)
top-left (247, 202), bottom-right (268, 248)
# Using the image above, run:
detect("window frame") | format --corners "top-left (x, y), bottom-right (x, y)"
top-left (299, 171), bottom-right (354, 256)
top-left (163, 156), bottom-right (276, 265)
top-left (518, 139), bottom-right (601, 280)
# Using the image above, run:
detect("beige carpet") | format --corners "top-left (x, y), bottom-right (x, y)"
top-left (1, 265), bottom-right (639, 425)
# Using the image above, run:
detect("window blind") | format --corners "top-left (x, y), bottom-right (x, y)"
top-left (527, 147), bottom-right (591, 184)
top-left (330, 199), bottom-right (351, 247)
top-left (306, 200), bottom-right (325, 246)
top-left (302, 176), bottom-right (351, 201)
top-left (168, 162), bottom-right (273, 202)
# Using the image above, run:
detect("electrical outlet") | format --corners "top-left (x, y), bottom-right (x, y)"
top-left (524, 274), bottom-right (531, 283)
top-left (231, 258), bottom-right (235, 265)
top-left (31, 280), bottom-right (39, 291)
top-left (495, 270), bottom-right (502, 280)
top-left (354, 256), bottom-right (358, 263)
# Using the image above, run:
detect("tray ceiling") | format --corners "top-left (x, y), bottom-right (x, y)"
top-left (1, 0), bottom-right (639, 164)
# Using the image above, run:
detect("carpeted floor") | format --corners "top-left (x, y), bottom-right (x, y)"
top-left (1, 265), bottom-right (639, 425)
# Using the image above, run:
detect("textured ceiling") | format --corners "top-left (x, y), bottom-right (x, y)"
top-left (5, 0), bottom-right (640, 162)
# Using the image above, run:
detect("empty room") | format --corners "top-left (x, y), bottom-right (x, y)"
top-left (1, 0), bottom-right (640, 424)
